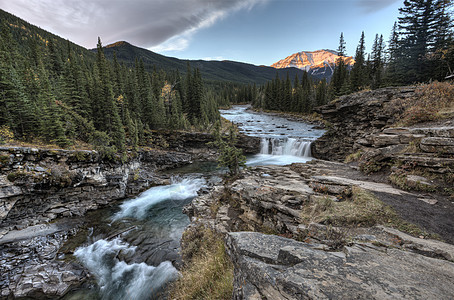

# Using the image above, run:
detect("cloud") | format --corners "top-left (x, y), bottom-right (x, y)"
top-left (201, 56), bottom-right (226, 61)
top-left (356, 0), bottom-right (401, 13)
top-left (0, 0), bottom-right (267, 50)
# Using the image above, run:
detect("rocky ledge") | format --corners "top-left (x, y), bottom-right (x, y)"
top-left (312, 86), bottom-right (417, 161)
top-left (0, 146), bottom-right (191, 232)
top-left (184, 161), bottom-right (454, 299)
top-left (0, 146), bottom-right (192, 299)
top-left (226, 231), bottom-right (454, 299)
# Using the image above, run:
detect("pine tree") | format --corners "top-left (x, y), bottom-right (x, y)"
top-left (385, 22), bottom-right (404, 85)
top-left (350, 32), bottom-right (366, 92)
top-left (210, 122), bottom-right (246, 177)
top-left (397, 0), bottom-right (445, 82)
top-left (331, 32), bottom-right (349, 96)
top-left (93, 37), bottom-right (125, 152)
top-left (431, 0), bottom-right (454, 79)
top-left (315, 79), bottom-right (328, 107)
top-left (370, 34), bottom-right (385, 89)
top-left (283, 73), bottom-right (292, 111)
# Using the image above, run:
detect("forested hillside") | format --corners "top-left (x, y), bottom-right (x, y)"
top-left (100, 41), bottom-right (307, 85)
top-left (0, 9), bottom-right (219, 156)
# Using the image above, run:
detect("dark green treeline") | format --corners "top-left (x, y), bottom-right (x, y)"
top-left (0, 20), bottom-right (219, 153)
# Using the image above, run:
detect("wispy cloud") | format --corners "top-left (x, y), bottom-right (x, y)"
top-left (0, 0), bottom-right (267, 50)
top-left (201, 56), bottom-right (226, 61)
top-left (356, 0), bottom-right (400, 13)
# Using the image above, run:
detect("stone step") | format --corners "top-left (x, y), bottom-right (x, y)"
top-left (409, 127), bottom-right (454, 138)
top-left (395, 155), bottom-right (454, 172)
top-left (420, 137), bottom-right (454, 154)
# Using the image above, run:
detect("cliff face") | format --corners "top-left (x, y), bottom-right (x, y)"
top-left (312, 86), bottom-right (417, 161)
top-left (0, 147), bottom-right (191, 232)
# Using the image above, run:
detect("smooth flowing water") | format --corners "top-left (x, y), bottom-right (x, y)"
top-left (220, 105), bottom-right (325, 165)
top-left (67, 177), bottom-right (207, 300)
top-left (67, 105), bottom-right (323, 299)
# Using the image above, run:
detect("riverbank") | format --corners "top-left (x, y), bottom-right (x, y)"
top-left (174, 86), bottom-right (454, 299)
top-left (177, 160), bottom-right (454, 299)
top-left (0, 128), bottom-right (260, 299)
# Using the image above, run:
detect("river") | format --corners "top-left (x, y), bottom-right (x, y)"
top-left (65, 106), bottom-right (324, 299)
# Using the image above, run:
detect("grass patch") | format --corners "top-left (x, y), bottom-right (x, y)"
top-left (389, 171), bottom-right (436, 192)
top-left (302, 186), bottom-right (432, 238)
top-left (302, 187), bottom-right (394, 227)
top-left (169, 226), bottom-right (233, 300)
top-left (344, 150), bottom-right (363, 163)
top-left (392, 81), bottom-right (454, 126)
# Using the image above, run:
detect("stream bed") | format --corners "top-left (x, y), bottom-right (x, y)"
top-left (63, 106), bottom-right (324, 299)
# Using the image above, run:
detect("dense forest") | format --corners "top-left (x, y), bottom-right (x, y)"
top-left (0, 15), bottom-right (219, 156)
top-left (252, 0), bottom-right (454, 114)
top-left (1, 0), bottom-right (453, 152)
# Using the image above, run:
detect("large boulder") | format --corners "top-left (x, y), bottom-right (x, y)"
top-left (226, 231), bottom-right (454, 300)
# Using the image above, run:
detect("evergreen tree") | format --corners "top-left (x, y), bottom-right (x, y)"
top-left (385, 22), bottom-right (404, 85)
top-left (350, 31), bottom-right (367, 92)
top-left (283, 73), bottom-right (292, 111)
top-left (431, 0), bottom-right (454, 79)
top-left (397, 0), bottom-right (451, 82)
top-left (210, 122), bottom-right (246, 177)
top-left (331, 32), bottom-right (349, 96)
top-left (93, 37), bottom-right (125, 151)
top-left (315, 79), bottom-right (328, 107)
top-left (370, 34), bottom-right (385, 89)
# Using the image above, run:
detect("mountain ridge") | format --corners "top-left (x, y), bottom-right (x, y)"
top-left (95, 41), bottom-right (309, 84)
top-left (272, 49), bottom-right (354, 79)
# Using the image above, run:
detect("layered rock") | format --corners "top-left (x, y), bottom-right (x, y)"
top-left (0, 147), bottom-right (191, 232)
top-left (150, 130), bottom-right (260, 160)
top-left (184, 162), bottom-right (454, 299)
top-left (0, 222), bottom-right (85, 298)
top-left (357, 126), bottom-right (454, 174)
top-left (226, 231), bottom-right (454, 300)
top-left (312, 86), bottom-right (417, 161)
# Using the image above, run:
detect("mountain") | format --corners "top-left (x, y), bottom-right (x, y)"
top-left (98, 41), bottom-right (307, 85)
top-left (1, 8), bottom-right (313, 86)
top-left (271, 49), bottom-right (354, 79)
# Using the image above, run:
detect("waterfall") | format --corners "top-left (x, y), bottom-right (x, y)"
top-left (74, 239), bottom-right (178, 300)
top-left (260, 137), bottom-right (311, 157)
top-left (112, 177), bottom-right (206, 221)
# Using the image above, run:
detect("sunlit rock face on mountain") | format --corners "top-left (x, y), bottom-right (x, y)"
top-left (271, 49), bottom-right (354, 79)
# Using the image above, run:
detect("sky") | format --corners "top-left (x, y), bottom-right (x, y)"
top-left (0, 0), bottom-right (402, 66)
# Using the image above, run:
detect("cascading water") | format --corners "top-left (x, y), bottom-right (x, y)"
top-left (112, 177), bottom-right (206, 221)
top-left (74, 239), bottom-right (178, 300)
top-left (220, 105), bottom-right (324, 166)
top-left (260, 137), bottom-right (311, 157)
top-left (72, 177), bottom-right (206, 300)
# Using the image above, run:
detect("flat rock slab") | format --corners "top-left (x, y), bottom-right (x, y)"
top-left (227, 232), bottom-right (454, 300)
top-left (310, 175), bottom-right (409, 196)
top-left (0, 223), bottom-right (60, 245)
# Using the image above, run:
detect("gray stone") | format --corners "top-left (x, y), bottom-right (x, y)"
top-left (420, 137), bottom-right (454, 154)
top-left (382, 127), bottom-right (410, 135)
top-left (406, 175), bottom-right (433, 188)
top-left (226, 231), bottom-right (454, 300)
top-left (372, 134), bottom-right (401, 147)
top-left (409, 127), bottom-right (454, 138)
